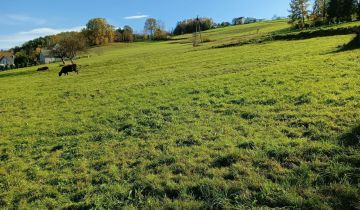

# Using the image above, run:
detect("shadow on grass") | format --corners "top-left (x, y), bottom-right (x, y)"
top-left (272, 26), bottom-right (360, 41)
top-left (0, 70), bottom-right (37, 79)
top-left (333, 33), bottom-right (360, 53)
top-left (339, 125), bottom-right (360, 147)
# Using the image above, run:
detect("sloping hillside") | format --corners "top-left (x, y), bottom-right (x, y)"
top-left (0, 21), bottom-right (359, 209)
top-left (170, 20), bottom-right (289, 47)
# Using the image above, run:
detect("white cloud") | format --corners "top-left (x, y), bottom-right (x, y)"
top-left (1, 14), bottom-right (46, 26)
top-left (0, 26), bottom-right (85, 50)
top-left (124, 15), bottom-right (149, 20)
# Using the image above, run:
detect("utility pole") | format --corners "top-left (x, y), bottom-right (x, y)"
top-left (193, 16), bottom-right (203, 47)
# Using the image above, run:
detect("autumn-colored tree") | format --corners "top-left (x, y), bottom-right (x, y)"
top-left (83, 18), bottom-right (115, 46)
top-left (153, 28), bottom-right (169, 40)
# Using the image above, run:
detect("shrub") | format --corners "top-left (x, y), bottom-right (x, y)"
top-left (153, 29), bottom-right (169, 41)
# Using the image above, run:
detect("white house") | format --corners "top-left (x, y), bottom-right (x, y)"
top-left (0, 55), bottom-right (15, 66)
top-left (39, 50), bottom-right (62, 64)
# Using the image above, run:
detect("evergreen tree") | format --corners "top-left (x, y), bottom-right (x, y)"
top-left (327, 0), bottom-right (339, 22)
top-left (328, 0), bottom-right (356, 22)
top-left (342, 0), bottom-right (356, 21)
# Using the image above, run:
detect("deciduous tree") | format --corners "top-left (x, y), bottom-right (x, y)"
top-left (51, 32), bottom-right (87, 64)
top-left (312, 0), bottom-right (328, 22)
top-left (84, 18), bottom-right (115, 45)
top-left (115, 25), bottom-right (134, 42)
top-left (289, 0), bottom-right (310, 29)
top-left (144, 18), bottom-right (158, 40)
top-left (173, 17), bottom-right (214, 35)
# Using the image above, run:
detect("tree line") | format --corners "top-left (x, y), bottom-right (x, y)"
top-left (9, 18), bottom-right (170, 68)
top-left (173, 18), bottom-right (214, 35)
top-left (6, 1), bottom-right (360, 69)
top-left (4, 14), bottom-right (296, 69)
top-left (289, 0), bottom-right (360, 29)
top-left (172, 16), bottom-right (264, 36)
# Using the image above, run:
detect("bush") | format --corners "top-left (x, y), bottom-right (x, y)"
top-left (153, 29), bottom-right (169, 41)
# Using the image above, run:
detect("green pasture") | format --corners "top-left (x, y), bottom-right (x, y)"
top-left (0, 21), bottom-right (359, 209)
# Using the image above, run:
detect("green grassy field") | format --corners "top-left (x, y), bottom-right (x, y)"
top-left (0, 21), bottom-right (359, 209)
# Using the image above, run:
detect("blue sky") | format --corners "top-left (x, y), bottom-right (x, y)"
top-left (0, 0), bottom-right (290, 50)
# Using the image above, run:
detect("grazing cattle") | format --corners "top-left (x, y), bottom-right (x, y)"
top-left (37, 66), bottom-right (49, 71)
top-left (58, 64), bottom-right (78, 76)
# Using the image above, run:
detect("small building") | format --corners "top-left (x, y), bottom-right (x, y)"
top-left (39, 50), bottom-right (62, 64)
top-left (0, 55), bottom-right (15, 66)
top-left (233, 17), bottom-right (246, 25)
top-left (244, 17), bottom-right (257, 24)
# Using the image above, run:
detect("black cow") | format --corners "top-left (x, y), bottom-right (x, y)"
top-left (59, 64), bottom-right (78, 76)
top-left (37, 66), bottom-right (49, 71)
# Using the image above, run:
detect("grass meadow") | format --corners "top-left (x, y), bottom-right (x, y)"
top-left (0, 20), bottom-right (359, 209)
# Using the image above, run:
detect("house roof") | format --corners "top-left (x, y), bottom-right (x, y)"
top-left (0, 52), bottom-right (13, 57)
top-left (0, 56), bottom-right (15, 63)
